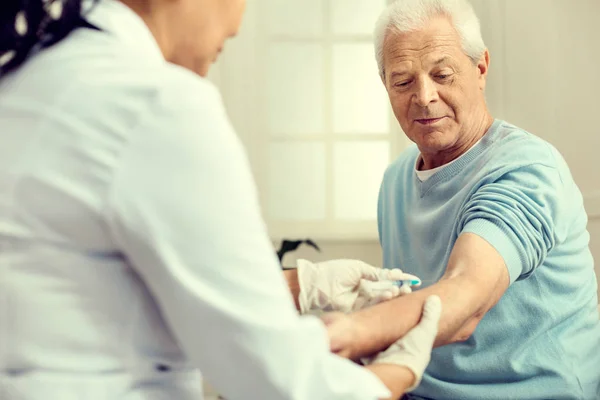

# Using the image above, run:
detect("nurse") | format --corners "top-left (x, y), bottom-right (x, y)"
top-left (0, 1), bottom-right (441, 399)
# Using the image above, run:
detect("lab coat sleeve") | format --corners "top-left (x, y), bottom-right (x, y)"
top-left (105, 73), bottom-right (390, 400)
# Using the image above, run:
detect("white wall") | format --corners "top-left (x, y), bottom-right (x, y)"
top-left (213, 1), bottom-right (600, 299)
top-left (275, 0), bottom-right (600, 301)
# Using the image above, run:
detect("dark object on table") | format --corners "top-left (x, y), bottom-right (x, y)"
top-left (277, 239), bottom-right (321, 267)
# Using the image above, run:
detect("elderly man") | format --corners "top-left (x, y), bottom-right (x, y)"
top-left (328, 0), bottom-right (600, 399)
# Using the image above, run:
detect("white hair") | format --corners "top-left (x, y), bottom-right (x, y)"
top-left (374, 0), bottom-right (486, 80)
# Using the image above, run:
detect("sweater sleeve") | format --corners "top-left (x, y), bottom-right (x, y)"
top-left (458, 163), bottom-right (568, 284)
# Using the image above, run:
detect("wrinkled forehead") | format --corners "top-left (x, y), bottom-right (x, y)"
top-left (383, 16), bottom-right (466, 72)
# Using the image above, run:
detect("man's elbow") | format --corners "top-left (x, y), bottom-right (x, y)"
top-left (452, 319), bottom-right (479, 343)
top-left (441, 312), bottom-right (484, 345)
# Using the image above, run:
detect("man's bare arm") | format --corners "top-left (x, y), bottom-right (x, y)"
top-left (283, 269), bottom-right (301, 311)
top-left (344, 232), bottom-right (510, 360)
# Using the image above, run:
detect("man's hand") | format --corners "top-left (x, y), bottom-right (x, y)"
top-left (320, 311), bottom-right (364, 360)
top-left (296, 259), bottom-right (420, 314)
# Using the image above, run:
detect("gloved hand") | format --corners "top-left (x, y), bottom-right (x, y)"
top-left (368, 295), bottom-right (442, 391)
top-left (296, 258), bottom-right (421, 314)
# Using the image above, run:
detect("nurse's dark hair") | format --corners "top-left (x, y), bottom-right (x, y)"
top-left (0, 0), bottom-right (98, 77)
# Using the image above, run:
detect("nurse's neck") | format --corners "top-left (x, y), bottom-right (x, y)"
top-left (120, 0), bottom-right (174, 57)
top-left (119, 0), bottom-right (214, 76)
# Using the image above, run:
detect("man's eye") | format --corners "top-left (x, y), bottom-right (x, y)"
top-left (395, 81), bottom-right (411, 87)
top-left (436, 74), bottom-right (451, 80)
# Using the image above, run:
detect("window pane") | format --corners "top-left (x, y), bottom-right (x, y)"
top-left (331, 0), bottom-right (387, 36)
top-left (333, 141), bottom-right (389, 220)
top-left (267, 43), bottom-right (325, 136)
top-left (266, 0), bottom-right (324, 37)
top-left (332, 44), bottom-right (389, 134)
top-left (269, 143), bottom-right (327, 220)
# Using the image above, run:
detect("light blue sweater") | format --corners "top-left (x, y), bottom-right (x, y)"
top-left (378, 119), bottom-right (600, 399)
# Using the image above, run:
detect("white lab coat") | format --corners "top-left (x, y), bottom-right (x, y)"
top-left (0, 1), bottom-right (390, 399)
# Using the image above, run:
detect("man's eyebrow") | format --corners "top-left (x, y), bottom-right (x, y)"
top-left (387, 57), bottom-right (452, 78)
top-left (390, 70), bottom-right (408, 78)
top-left (433, 56), bottom-right (451, 66)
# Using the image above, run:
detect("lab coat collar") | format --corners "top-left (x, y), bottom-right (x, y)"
top-left (85, 0), bottom-right (165, 62)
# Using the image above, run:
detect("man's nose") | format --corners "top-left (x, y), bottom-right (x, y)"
top-left (412, 77), bottom-right (439, 107)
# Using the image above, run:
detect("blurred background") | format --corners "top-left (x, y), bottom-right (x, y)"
top-left (207, 0), bottom-right (600, 291)
top-left (204, 0), bottom-right (600, 398)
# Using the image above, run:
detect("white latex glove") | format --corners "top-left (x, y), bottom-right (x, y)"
top-left (296, 259), bottom-right (421, 314)
top-left (369, 295), bottom-right (442, 391)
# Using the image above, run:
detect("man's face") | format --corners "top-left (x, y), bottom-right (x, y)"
top-left (382, 16), bottom-right (489, 155)
top-left (168, 0), bottom-right (246, 76)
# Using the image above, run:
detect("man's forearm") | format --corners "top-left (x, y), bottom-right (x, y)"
top-left (283, 269), bottom-right (301, 311)
top-left (347, 233), bottom-right (510, 360)
top-left (348, 276), bottom-right (480, 359)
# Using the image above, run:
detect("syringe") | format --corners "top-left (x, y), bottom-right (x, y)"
top-left (391, 279), bottom-right (422, 287)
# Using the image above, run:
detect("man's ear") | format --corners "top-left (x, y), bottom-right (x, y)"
top-left (477, 49), bottom-right (490, 91)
